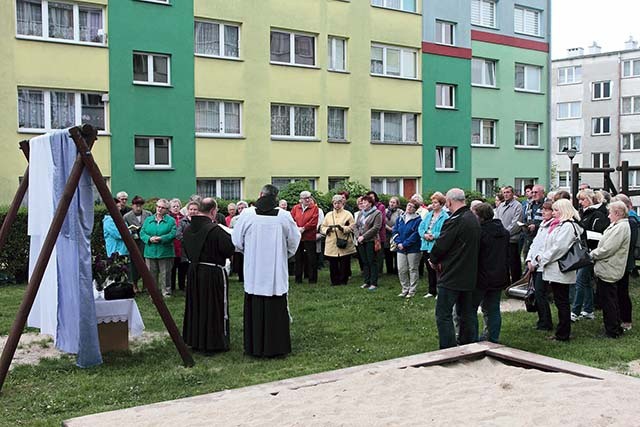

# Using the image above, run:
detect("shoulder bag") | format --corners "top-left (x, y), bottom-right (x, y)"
top-left (558, 222), bottom-right (593, 273)
top-left (333, 213), bottom-right (348, 249)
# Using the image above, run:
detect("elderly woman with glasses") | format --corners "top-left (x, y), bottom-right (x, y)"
top-left (321, 195), bottom-right (356, 286)
top-left (140, 198), bottom-right (177, 297)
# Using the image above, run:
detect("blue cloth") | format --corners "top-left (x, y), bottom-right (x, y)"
top-left (392, 214), bottom-right (422, 254)
top-left (418, 210), bottom-right (449, 252)
top-left (50, 129), bottom-right (102, 368)
top-left (103, 215), bottom-right (129, 256)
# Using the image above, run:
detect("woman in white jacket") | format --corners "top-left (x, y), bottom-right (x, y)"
top-left (590, 201), bottom-right (631, 338)
top-left (525, 201), bottom-right (554, 331)
top-left (533, 199), bottom-right (582, 341)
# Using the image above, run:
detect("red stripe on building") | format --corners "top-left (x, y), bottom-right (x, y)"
top-left (421, 42), bottom-right (472, 59)
top-left (471, 30), bottom-right (549, 52)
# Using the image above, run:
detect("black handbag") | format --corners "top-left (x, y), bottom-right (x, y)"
top-left (524, 275), bottom-right (537, 313)
top-left (104, 282), bottom-right (135, 300)
top-left (332, 214), bottom-right (348, 249)
top-left (558, 222), bottom-right (593, 273)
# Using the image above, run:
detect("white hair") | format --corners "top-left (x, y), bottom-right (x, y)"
top-left (446, 188), bottom-right (465, 202)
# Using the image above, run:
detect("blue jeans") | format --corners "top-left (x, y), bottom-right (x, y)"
top-left (572, 265), bottom-right (594, 315)
top-left (471, 289), bottom-right (502, 343)
top-left (435, 286), bottom-right (476, 349)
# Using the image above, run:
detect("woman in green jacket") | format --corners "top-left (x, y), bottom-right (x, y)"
top-left (140, 198), bottom-right (177, 296)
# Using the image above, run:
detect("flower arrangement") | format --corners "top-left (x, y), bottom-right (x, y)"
top-left (92, 253), bottom-right (130, 291)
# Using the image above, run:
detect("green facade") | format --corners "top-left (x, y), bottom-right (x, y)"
top-left (108, 1), bottom-right (195, 199)
top-left (471, 41), bottom-right (549, 189)
top-left (422, 53), bottom-right (472, 192)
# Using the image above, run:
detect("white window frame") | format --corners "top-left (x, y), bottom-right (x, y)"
top-left (328, 36), bottom-right (347, 72)
top-left (196, 178), bottom-right (243, 199)
top-left (370, 177), bottom-right (416, 196)
top-left (557, 66), bottom-right (582, 85)
top-left (629, 170), bottom-right (640, 189)
top-left (622, 133), bottom-right (640, 151)
top-left (514, 6), bottom-right (541, 36)
top-left (558, 136), bottom-right (581, 153)
top-left (592, 152), bottom-right (610, 169)
top-left (515, 178), bottom-right (538, 195)
top-left (476, 178), bottom-right (497, 197)
top-left (622, 96), bottom-right (640, 115)
top-left (515, 121), bottom-right (541, 148)
top-left (515, 63), bottom-right (542, 93)
top-left (270, 29), bottom-right (317, 67)
top-left (592, 81), bottom-right (611, 100)
top-left (133, 52), bottom-right (171, 86)
top-left (557, 171), bottom-right (570, 188)
top-left (471, 57), bottom-right (496, 87)
top-left (436, 83), bottom-right (456, 109)
top-left (370, 0), bottom-right (417, 13)
top-left (194, 20), bottom-right (241, 59)
top-left (270, 104), bottom-right (317, 140)
top-left (556, 101), bottom-right (581, 120)
top-left (435, 20), bottom-right (455, 46)
top-left (327, 107), bottom-right (347, 141)
top-left (134, 136), bottom-right (172, 170)
top-left (622, 59), bottom-right (640, 78)
top-left (591, 117), bottom-right (611, 136)
top-left (471, 118), bottom-right (496, 147)
top-left (271, 177), bottom-right (317, 190)
top-left (328, 176), bottom-right (349, 190)
top-left (17, 87), bottom-right (107, 133)
top-left (435, 146), bottom-right (456, 171)
top-left (370, 111), bottom-right (418, 144)
top-left (471, 0), bottom-right (496, 28)
top-left (15, 0), bottom-right (106, 45)
top-left (195, 99), bottom-right (242, 138)
top-left (370, 43), bottom-right (418, 79)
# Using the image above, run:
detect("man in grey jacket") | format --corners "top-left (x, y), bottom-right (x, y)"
top-left (494, 186), bottom-right (523, 283)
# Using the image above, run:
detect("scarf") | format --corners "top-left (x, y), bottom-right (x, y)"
top-left (547, 218), bottom-right (562, 233)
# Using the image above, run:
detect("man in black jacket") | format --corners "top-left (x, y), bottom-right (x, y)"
top-left (430, 188), bottom-right (481, 349)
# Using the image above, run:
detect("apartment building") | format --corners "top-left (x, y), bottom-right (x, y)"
top-left (552, 40), bottom-right (640, 201)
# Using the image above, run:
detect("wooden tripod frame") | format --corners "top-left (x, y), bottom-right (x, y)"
top-left (0, 125), bottom-right (194, 394)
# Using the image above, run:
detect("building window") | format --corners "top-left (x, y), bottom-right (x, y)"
top-left (133, 52), bottom-right (170, 85)
top-left (328, 107), bottom-right (347, 141)
top-left (592, 81), bottom-right (611, 100)
top-left (471, 58), bottom-right (496, 87)
top-left (370, 44), bottom-right (417, 79)
top-left (16, 0), bottom-right (105, 44)
top-left (328, 177), bottom-right (348, 190)
top-left (196, 178), bottom-right (242, 199)
top-left (194, 20), bottom-right (240, 58)
top-left (557, 66), bottom-right (582, 85)
top-left (558, 136), bottom-right (581, 153)
top-left (270, 104), bottom-right (316, 139)
top-left (515, 122), bottom-right (540, 148)
top-left (436, 84), bottom-right (455, 108)
top-left (514, 6), bottom-right (540, 36)
top-left (515, 64), bottom-right (542, 92)
top-left (435, 146), bottom-right (456, 171)
top-left (270, 30), bottom-right (316, 66)
top-left (435, 20), bottom-right (455, 45)
top-left (515, 178), bottom-right (537, 195)
top-left (629, 171), bottom-right (640, 189)
top-left (622, 59), bottom-right (640, 78)
top-left (558, 171), bottom-right (570, 188)
top-left (328, 36), bottom-right (347, 71)
top-left (18, 88), bottom-right (106, 131)
top-left (134, 137), bottom-right (171, 169)
top-left (471, 119), bottom-right (496, 146)
top-left (592, 152), bottom-right (610, 168)
top-left (195, 100), bottom-right (241, 136)
top-left (476, 178), bottom-right (497, 197)
top-left (471, 0), bottom-right (496, 28)
top-left (371, 0), bottom-right (416, 13)
top-left (371, 111), bottom-right (418, 144)
top-left (271, 177), bottom-right (316, 190)
top-left (622, 96), bottom-right (640, 115)
top-left (371, 177), bottom-right (417, 198)
top-left (622, 133), bottom-right (640, 151)
top-left (557, 102), bottom-right (581, 120)
top-left (591, 117), bottom-right (611, 135)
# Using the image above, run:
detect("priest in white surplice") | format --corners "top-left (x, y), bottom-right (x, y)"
top-left (232, 184), bottom-right (301, 357)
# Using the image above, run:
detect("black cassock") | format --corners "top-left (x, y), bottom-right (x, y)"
top-left (182, 216), bottom-right (235, 352)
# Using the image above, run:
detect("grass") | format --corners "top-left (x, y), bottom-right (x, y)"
top-left (1, 268), bottom-right (640, 426)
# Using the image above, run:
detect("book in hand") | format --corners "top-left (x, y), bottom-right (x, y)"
top-left (128, 224), bottom-right (140, 231)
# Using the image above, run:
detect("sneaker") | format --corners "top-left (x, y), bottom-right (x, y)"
top-left (398, 292), bottom-right (408, 297)
top-left (570, 312), bottom-right (579, 322)
top-left (622, 322), bottom-right (633, 331)
top-left (406, 293), bottom-right (414, 299)
top-left (423, 293), bottom-right (435, 299)
top-left (360, 283), bottom-right (370, 289)
top-left (580, 311), bottom-right (595, 320)
top-left (368, 285), bottom-right (378, 291)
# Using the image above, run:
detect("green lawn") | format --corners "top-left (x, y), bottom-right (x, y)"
top-left (1, 268), bottom-right (640, 426)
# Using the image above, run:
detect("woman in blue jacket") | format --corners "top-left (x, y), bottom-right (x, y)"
top-left (393, 201), bottom-right (422, 298)
top-left (418, 192), bottom-right (449, 298)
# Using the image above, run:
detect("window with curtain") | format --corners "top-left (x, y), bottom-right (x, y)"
top-left (196, 180), bottom-right (218, 198)
top-left (221, 179), bottom-right (242, 200)
top-left (515, 122), bottom-right (540, 147)
top-left (271, 105), bottom-right (291, 136)
top-left (371, 111), bottom-right (417, 143)
top-left (558, 136), bottom-right (581, 152)
top-left (435, 20), bottom-right (455, 45)
top-left (48, 2), bottom-right (74, 40)
top-left (328, 107), bottom-right (346, 140)
top-left (294, 106), bottom-right (315, 137)
top-left (18, 89), bottom-right (44, 129)
top-left (18, 88), bottom-right (105, 131)
top-left (328, 36), bottom-right (346, 71)
top-left (194, 21), bottom-right (240, 58)
top-left (270, 30), bottom-right (316, 66)
top-left (153, 56), bottom-right (168, 83)
top-left (294, 34), bottom-right (315, 65)
top-left (435, 146), bottom-right (456, 170)
top-left (471, 58), bottom-right (496, 87)
top-left (133, 53), bottom-right (170, 84)
top-left (370, 44), bottom-right (417, 78)
top-left (384, 112), bottom-right (402, 142)
top-left (133, 54), bottom-right (149, 82)
top-left (16, 0), bottom-right (43, 36)
top-left (591, 117), bottom-right (611, 135)
top-left (436, 84), bottom-right (455, 108)
top-left (370, 0), bottom-right (416, 12)
top-left (80, 93), bottom-right (105, 130)
top-left (270, 31), bottom-right (291, 62)
top-left (135, 137), bottom-right (171, 168)
top-left (224, 25), bottom-right (239, 57)
top-left (271, 105), bottom-right (316, 139)
top-left (622, 96), bottom-right (640, 115)
top-left (225, 102), bottom-right (241, 134)
top-left (472, 119), bottom-right (496, 146)
top-left (195, 100), bottom-right (242, 135)
top-left (514, 6), bottom-right (540, 36)
top-left (515, 63), bottom-right (541, 92)
top-left (51, 91), bottom-right (75, 129)
top-left (79, 6), bottom-right (103, 42)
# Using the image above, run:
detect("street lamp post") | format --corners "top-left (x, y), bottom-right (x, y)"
top-left (566, 147), bottom-right (578, 206)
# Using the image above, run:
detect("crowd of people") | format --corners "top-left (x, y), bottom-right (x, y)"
top-left (101, 182), bottom-right (639, 357)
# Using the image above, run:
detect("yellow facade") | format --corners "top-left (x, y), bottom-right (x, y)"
top-left (194, 0), bottom-right (423, 198)
top-left (0, 0), bottom-right (110, 204)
